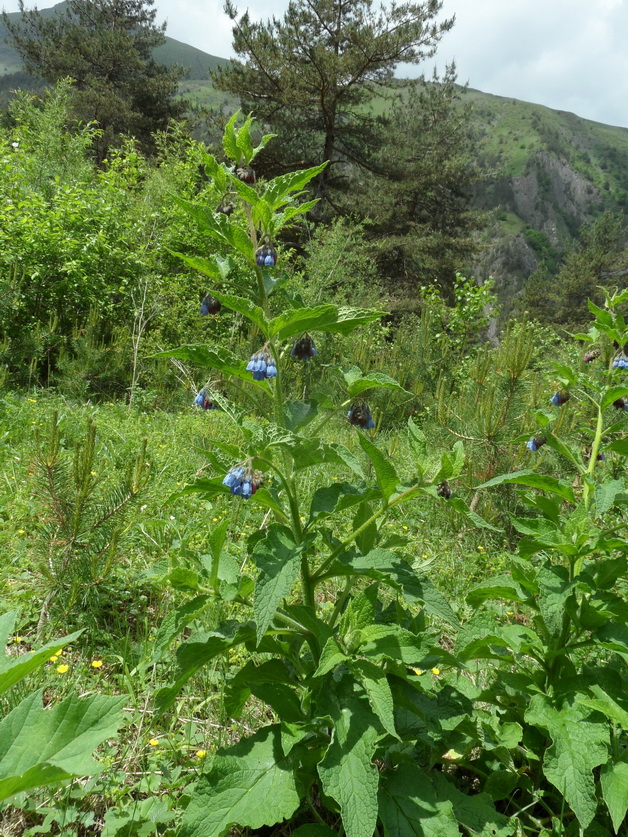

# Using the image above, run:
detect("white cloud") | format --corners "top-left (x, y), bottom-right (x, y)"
top-left (2, 0), bottom-right (628, 127)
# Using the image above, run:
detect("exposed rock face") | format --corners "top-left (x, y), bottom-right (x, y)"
top-left (511, 152), bottom-right (600, 245)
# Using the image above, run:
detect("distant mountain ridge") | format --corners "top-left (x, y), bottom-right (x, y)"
top-left (2, 2), bottom-right (628, 308)
top-left (0, 1), bottom-right (229, 79)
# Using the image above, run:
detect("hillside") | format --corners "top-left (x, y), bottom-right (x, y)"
top-left (464, 89), bottom-right (628, 310)
top-left (0, 2), bottom-right (229, 80)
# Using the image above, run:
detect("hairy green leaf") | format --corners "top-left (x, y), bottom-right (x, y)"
top-left (180, 725), bottom-right (301, 837)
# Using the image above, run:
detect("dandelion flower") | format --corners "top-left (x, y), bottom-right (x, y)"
top-left (91, 659), bottom-right (103, 669)
top-left (56, 664), bottom-right (69, 674)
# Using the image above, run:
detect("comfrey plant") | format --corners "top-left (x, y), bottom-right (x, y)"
top-left (469, 290), bottom-right (628, 834)
top-left (155, 114), bottom-right (501, 837)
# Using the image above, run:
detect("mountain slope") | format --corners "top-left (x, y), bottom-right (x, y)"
top-left (0, 2), bottom-right (228, 80)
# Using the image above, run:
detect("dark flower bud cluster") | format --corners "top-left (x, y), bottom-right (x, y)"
top-left (255, 243), bottom-right (278, 268)
top-left (437, 481), bottom-right (452, 499)
top-left (236, 166), bottom-right (256, 184)
top-left (583, 349), bottom-right (600, 363)
top-left (291, 334), bottom-right (317, 361)
top-left (200, 294), bottom-right (221, 316)
top-left (550, 390), bottom-right (570, 407)
top-left (526, 435), bottom-right (547, 452)
top-left (216, 201), bottom-right (234, 216)
top-left (247, 348), bottom-right (277, 380)
top-left (222, 464), bottom-right (264, 498)
top-left (194, 390), bottom-right (219, 410)
top-left (613, 398), bottom-right (628, 411)
top-left (347, 401), bottom-right (375, 430)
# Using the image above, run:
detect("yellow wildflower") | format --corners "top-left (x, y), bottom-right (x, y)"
top-left (56, 664), bottom-right (69, 674)
top-left (149, 739), bottom-right (159, 747)
top-left (431, 667), bottom-right (440, 676)
top-left (412, 668), bottom-right (423, 676)
top-left (17, 529), bottom-right (25, 535)
top-left (12, 636), bottom-right (23, 643)
top-left (91, 659), bottom-right (103, 669)
top-left (196, 750), bottom-right (207, 759)
top-left (49, 655), bottom-right (59, 662)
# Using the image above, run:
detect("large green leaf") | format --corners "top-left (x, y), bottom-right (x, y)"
top-left (318, 690), bottom-right (380, 837)
top-left (169, 251), bottom-right (233, 282)
top-left (357, 623), bottom-right (441, 667)
top-left (180, 725), bottom-right (301, 837)
top-left (154, 622), bottom-right (256, 715)
top-left (600, 760), bottom-right (628, 833)
top-left (0, 625), bottom-right (82, 697)
top-left (172, 195), bottom-right (255, 259)
top-left (350, 660), bottom-right (398, 739)
top-left (224, 660), bottom-right (303, 722)
top-left (446, 497), bottom-right (502, 532)
top-left (378, 764), bottom-right (460, 837)
top-left (476, 470), bottom-right (576, 503)
top-left (340, 366), bottom-right (408, 397)
top-left (262, 162), bottom-right (328, 210)
top-left (252, 525), bottom-right (303, 645)
top-left (525, 695), bottom-right (609, 828)
top-left (340, 549), bottom-right (459, 628)
top-left (154, 345), bottom-right (272, 393)
top-left (356, 433), bottom-right (399, 500)
top-left (269, 305), bottom-right (383, 341)
top-left (0, 691), bottom-right (125, 801)
top-left (536, 564), bottom-right (574, 636)
top-left (309, 483), bottom-right (380, 526)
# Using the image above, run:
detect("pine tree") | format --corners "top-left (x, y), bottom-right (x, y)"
top-left (2, 0), bottom-right (186, 158)
top-left (214, 0), bottom-right (453, 205)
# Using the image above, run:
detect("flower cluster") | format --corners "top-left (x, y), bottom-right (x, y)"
top-left (247, 349), bottom-right (277, 380)
top-left (216, 200), bottom-right (234, 216)
top-left (194, 390), bottom-right (219, 410)
top-left (437, 481), bottom-right (452, 499)
top-left (526, 435), bottom-right (547, 452)
top-left (550, 390), bottom-right (570, 407)
top-left (613, 398), bottom-right (628, 411)
top-left (583, 349), bottom-right (600, 363)
top-left (347, 401), bottom-right (375, 430)
top-left (291, 334), bottom-right (317, 361)
top-left (612, 352), bottom-right (628, 369)
top-left (222, 464), bottom-right (265, 498)
top-left (236, 166), bottom-right (256, 184)
top-left (255, 243), bottom-right (278, 268)
top-left (200, 294), bottom-right (221, 316)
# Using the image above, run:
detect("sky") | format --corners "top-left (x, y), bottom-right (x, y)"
top-left (3, 0), bottom-right (628, 128)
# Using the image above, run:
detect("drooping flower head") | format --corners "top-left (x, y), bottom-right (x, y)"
top-left (347, 401), bottom-right (375, 430)
top-left (583, 349), bottom-right (600, 363)
top-left (612, 352), bottom-right (628, 369)
top-left (200, 294), bottom-right (221, 316)
top-left (613, 398), bottom-right (628, 411)
top-left (246, 348), bottom-right (277, 381)
top-left (291, 334), bottom-right (318, 361)
top-left (437, 481), bottom-right (452, 499)
top-left (550, 389), bottom-right (570, 407)
top-left (236, 166), bottom-right (256, 184)
top-left (222, 463), bottom-right (265, 498)
top-left (526, 435), bottom-right (547, 452)
top-left (194, 390), bottom-right (219, 410)
top-left (216, 200), bottom-right (234, 216)
top-left (255, 243), bottom-right (278, 268)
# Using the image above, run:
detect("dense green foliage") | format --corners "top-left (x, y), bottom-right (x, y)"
top-left (3, 113), bottom-right (628, 836)
top-left (1, 0), bottom-right (186, 158)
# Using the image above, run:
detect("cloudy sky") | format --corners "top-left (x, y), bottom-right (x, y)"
top-left (3, 0), bottom-right (628, 128)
